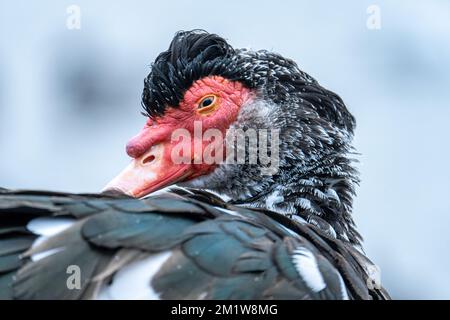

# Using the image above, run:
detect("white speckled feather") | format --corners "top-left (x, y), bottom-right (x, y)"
top-left (97, 251), bottom-right (172, 300)
top-left (292, 247), bottom-right (326, 292)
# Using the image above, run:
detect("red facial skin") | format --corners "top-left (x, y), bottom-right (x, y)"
top-left (103, 76), bottom-right (252, 198)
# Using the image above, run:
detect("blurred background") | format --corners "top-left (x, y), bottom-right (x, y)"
top-left (0, 0), bottom-right (449, 299)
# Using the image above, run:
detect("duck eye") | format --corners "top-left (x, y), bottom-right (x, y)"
top-left (199, 96), bottom-right (215, 108)
top-left (197, 95), bottom-right (219, 115)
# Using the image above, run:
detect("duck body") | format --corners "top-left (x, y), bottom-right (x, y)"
top-left (0, 188), bottom-right (388, 300)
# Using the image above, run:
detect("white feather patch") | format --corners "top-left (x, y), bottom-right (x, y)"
top-left (291, 215), bottom-right (307, 225)
top-left (31, 247), bottom-right (64, 262)
top-left (200, 189), bottom-right (232, 202)
top-left (336, 271), bottom-right (349, 300)
top-left (97, 251), bottom-right (172, 300)
top-left (216, 206), bottom-right (244, 217)
top-left (27, 217), bottom-right (75, 236)
top-left (292, 247), bottom-right (326, 292)
top-left (265, 188), bottom-right (284, 210)
top-left (26, 217), bottom-right (75, 261)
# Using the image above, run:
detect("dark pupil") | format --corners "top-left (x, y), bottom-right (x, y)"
top-left (201, 97), bottom-right (214, 108)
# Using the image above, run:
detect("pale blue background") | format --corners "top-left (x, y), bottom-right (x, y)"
top-left (1, 0), bottom-right (449, 299)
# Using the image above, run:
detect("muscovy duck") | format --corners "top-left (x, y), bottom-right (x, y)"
top-left (0, 30), bottom-right (389, 300)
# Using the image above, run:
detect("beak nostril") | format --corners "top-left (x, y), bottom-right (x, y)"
top-left (142, 154), bottom-right (156, 165)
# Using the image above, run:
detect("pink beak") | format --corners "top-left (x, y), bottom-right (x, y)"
top-left (102, 125), bottom-right (195, 198)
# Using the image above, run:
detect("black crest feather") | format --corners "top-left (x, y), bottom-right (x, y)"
top-left (141, 30), bottom-right (355, 135)
top-left (142, 30), bottom-right (240, 117)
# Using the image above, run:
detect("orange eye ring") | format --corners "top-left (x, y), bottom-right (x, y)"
top-left (197, 94), bottom-right (219, 115)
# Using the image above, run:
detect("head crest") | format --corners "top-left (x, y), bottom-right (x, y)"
top-left (142, 30), bottom-right (237, 117)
